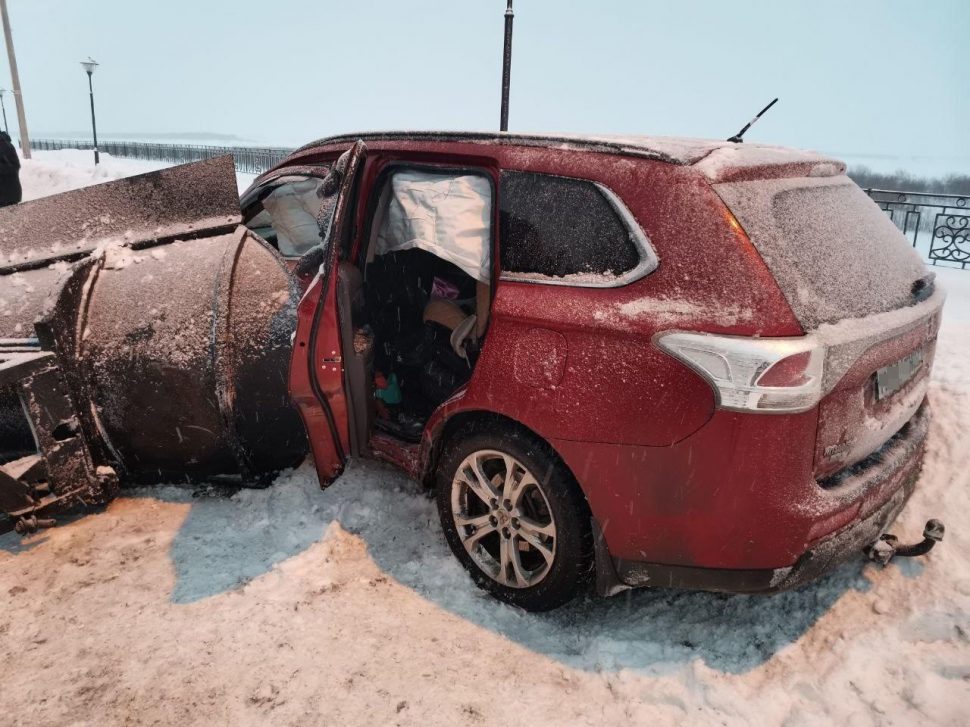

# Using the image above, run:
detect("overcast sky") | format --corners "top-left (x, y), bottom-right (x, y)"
top-left (2, 0), bottom-right (966, 175)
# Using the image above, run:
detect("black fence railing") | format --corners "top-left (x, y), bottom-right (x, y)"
top-left (27, 139), bottom-right (970, 270)
top-left (866, 188), bottom-right (969, 269)
top-left (30, 138), bottom-right (294, 175)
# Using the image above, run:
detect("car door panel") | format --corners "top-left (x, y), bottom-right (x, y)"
top-left (288, 141), bottom-right (367, 487)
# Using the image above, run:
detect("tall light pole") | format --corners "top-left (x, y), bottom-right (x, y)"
top-left (499, 0), bottom-right (514, 132)
top-left (81, 58), bottom-right (99, 164)
top-left (0, 89), bottom-right (8, 134)
top-left (0, 0), bottom-right (30, 157)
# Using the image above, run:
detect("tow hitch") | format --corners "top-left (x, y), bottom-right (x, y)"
top-left (865, 519), bottom-right (945, 565)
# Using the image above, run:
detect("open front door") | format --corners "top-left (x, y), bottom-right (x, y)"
top-left (289, 141), bottom-right (367, 487)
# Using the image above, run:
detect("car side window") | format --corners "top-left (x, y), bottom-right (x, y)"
top-left (499, 171), bottom-right (646, 282)
top-left (245, 176), bottom-right (334, 258)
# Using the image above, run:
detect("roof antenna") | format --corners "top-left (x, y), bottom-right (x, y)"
top-left (727, 98), bottom-right (778, 143)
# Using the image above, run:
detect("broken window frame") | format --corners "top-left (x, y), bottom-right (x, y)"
top-left (241, 164), bottom-right (333, 259)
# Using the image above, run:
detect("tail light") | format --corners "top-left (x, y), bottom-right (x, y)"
top-left (655, 332), bottom-right (825, 413)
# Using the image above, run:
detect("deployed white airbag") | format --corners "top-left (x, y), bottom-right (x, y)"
top-left (375, 170), bottom-right (491, 283)
top-left (262, 178), bottom-right (324, 257)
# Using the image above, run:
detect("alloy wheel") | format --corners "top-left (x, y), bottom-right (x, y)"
top-left (450, 449), bottom-right (557, 589)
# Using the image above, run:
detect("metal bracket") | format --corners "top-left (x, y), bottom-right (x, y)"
top-left (0, 340), bottom-right (117, 535)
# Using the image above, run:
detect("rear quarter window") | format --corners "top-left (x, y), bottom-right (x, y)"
top-left (499, 171), bottom-right (647, 283)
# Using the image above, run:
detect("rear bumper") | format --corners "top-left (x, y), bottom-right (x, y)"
top-left (613, 473), bottom-right (917, 593)
top-left (609, 403), bottom-right (929, 594)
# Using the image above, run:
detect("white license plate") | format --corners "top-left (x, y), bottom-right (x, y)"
top-left (875, 349), bottom-right (925, 400)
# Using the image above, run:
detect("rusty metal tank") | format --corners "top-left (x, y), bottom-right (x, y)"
top-left (0, 157), bottom-right (306, 482)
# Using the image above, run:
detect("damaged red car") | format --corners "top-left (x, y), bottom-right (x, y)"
top-left (1, 132), bottom-right (945, 611)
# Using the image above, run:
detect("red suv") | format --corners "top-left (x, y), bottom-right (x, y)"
top-left (241, 132), bottom-right (942, 611)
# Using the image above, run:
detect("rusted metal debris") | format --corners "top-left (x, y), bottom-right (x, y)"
top-left (0, 155), bottom-right (242, 273)
top-left (0, 158), bottom-right (307, 533)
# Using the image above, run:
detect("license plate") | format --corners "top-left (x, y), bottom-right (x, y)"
top-left (875, 349), bottom-right (925, 400)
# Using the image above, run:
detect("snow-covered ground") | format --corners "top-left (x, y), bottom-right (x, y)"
top-left (1, 157), bottom-right (968, 726)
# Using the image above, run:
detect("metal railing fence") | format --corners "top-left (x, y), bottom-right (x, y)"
top-left (866, 188), bottom-right (968, 269)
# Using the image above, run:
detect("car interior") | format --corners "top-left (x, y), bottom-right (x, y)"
top-left (245, 164), bottom-right (493, 447)
top-left (351, 166), bottom-right (493, 444)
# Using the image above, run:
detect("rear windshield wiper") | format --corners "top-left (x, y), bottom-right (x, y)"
top-left (911, 273), bottom-right (935, 303)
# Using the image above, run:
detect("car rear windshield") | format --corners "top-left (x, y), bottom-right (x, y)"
top-left (714, 176), bottom-right (928, 329)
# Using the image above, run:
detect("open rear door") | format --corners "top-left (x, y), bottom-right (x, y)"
top-left (288, 141), bottom-right (367, 487)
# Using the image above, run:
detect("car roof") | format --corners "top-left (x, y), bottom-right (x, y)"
top-left (290, 130), bottom-right (844, 181)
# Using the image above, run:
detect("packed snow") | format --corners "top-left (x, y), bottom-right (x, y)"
top-left (1, 157), bottom-right (968, 726)
top-left (594, 295), bottom-right (756, 327)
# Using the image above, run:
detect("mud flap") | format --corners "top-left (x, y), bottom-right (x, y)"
top-left (592, 518), bottom-right (630, 597)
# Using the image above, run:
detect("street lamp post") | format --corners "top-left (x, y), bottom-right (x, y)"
top-left (499, 0), bottom-right (514, 132)
top-left (0, 89), bottom-right (8, 134)
top-left (80, 57), bottom-right (99, 164)
top-left (1, 0), bottom-right (30, 158)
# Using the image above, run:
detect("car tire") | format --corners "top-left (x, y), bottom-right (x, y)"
top-left (435, 423), bottom-right (593, 611)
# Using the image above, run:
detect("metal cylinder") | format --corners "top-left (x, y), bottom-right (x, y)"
top-left (1, 231), bottom-right (306, 482)
top-left (0, 156), bottom-right (308, 482)
top-left (81, 231), bottom-right (305, 481)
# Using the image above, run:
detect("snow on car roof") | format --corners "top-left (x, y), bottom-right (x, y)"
top-left (292, 130), bottom-right (844, 180)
